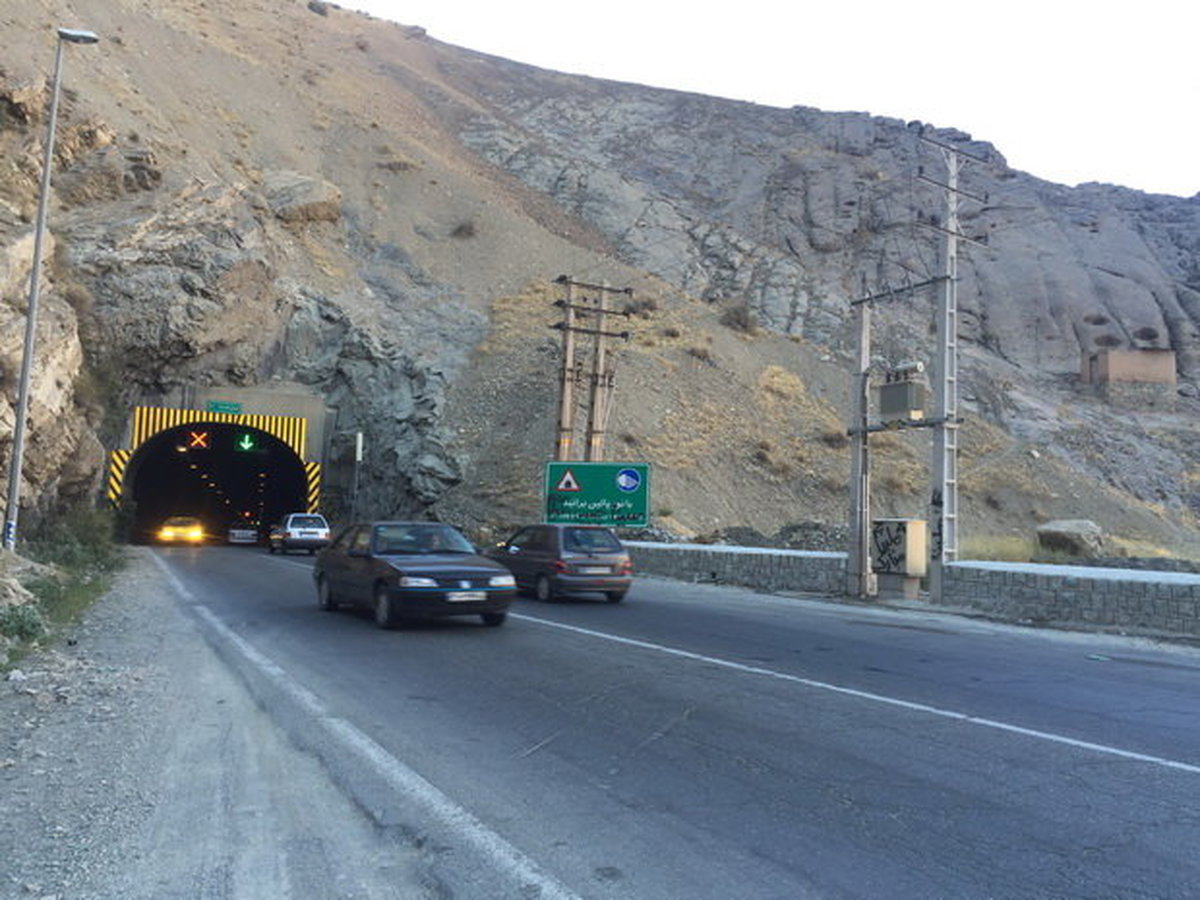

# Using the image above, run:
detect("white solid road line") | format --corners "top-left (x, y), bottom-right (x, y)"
top-left (150, 553), bottom-right (582, 900)
top-left (512, 612), bottom-right (1200, 777)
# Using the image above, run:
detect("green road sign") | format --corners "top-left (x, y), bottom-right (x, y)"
top-left (234, 432), bottom-right (258, 452)
top-left (544, 462), bottom-right (650, 527)
top-left (206, 400), bottom-right (243, 415)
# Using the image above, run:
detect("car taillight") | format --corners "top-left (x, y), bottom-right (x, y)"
top-left (552, 560), bottom-right (568, 573)
top-left (618, 560), bottom-right (633, 575)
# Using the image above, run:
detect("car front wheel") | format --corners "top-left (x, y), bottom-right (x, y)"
top-left (481, 612), bottom-right (507, 627)
top-left (374, 584), bottom-right (398, 630)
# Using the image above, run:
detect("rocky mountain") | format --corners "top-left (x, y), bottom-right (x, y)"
top-left (2, 0), bottom-right (1198, 558)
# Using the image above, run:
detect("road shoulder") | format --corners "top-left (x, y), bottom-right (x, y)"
top-left (0, 546), bottom-right (433, 900)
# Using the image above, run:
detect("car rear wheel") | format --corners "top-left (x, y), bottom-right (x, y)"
top-left (374, 584), bottom-right (398, 630)
top-left (481, 612), bottom-right (507, 627)
top-left (535, 575), bottom-right (557, 603)
top-left (605, 591), bottom-right (627, 603)
top-left (317, 576), bottom-right (338, 611)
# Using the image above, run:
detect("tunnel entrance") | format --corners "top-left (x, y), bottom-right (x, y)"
top-left (124, 422), bottom-right (308, 543)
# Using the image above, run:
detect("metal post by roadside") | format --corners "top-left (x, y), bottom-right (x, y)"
top-left (3, 27), bottom-right (99, 551)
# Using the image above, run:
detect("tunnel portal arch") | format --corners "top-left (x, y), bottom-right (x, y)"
top-left (107, 406), bottom-right (321, 542)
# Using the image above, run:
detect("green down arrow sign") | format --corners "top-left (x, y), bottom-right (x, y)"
top-left (234, 433), bottom-right (258, 452)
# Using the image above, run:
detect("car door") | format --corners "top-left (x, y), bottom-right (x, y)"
top-left (319, 525), bottom-right (359, 598)
top-left (522, 526), bottom-right (557, 584)
top-left (342, 526), bottom-right (376, 605)
top-left (502, 527), bottom-right (539, 590)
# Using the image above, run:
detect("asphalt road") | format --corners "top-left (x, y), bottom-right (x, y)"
top-left (155, 544), bottom-right (1200, 900)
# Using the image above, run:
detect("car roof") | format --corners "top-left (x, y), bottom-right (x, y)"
top-left (358, 520), bottom-right (458, 527)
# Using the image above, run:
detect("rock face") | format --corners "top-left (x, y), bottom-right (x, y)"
top-left (447, 72), bottom-right (1200, 386)
top-left (0, 1), bottom-right (1197, 554)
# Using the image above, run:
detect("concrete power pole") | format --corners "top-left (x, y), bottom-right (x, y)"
top-left (929, 145), bottom-right (960, 601)
top-left (552, 276), bottom-right (632, 463)
top-left (846, 293), bottom-right (874, 598)
top-left (918, 133), bottom-right (987, 600)
top-left (585, 283), bottom-right (612, 462)
top-left (555, 280), bottom-right (579, 462)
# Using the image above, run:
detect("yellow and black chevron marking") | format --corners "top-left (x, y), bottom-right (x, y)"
top-left (106, 406), bottom-right (316, 507)
top-left (107, 450), bottom-right (131, 505)
top-left (131, 406), bottom-right (307, 458)
top-left (305, 462), bottom-right (321, 512)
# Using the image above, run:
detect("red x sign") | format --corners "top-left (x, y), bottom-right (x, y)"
top-left (188, 430), bottom-right (210, 449)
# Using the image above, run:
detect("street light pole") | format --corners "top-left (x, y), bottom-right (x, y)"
top-left (2, 27), bottom-right (98, 551)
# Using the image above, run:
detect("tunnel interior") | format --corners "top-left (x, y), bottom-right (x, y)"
top-left (126, 423), bottom-right (308, 542)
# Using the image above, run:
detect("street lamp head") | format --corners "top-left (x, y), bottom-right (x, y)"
top-left (57, 27), bottom-right (100, 44)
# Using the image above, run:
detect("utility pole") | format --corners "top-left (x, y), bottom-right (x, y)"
top-left (585, 282), bottom-right (612, 462)
top-left (917, 132), bottom-right (987, 601)
top-left (846, 289), bottom-right (874, 598)
top-left (555, 279), bottom-right (579, 461)
top-left (551, 276), bottom-right (632, 462)
top-left (846, 275), bottom-right (945, 599)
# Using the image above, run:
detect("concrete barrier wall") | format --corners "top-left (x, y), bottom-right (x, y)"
top-left (625, 542), bottom-right (1200, 637)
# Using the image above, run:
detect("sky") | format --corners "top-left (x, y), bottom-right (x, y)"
top-left (346, 0), bottom-right (1197, 198)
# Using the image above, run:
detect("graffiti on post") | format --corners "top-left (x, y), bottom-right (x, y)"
top-left (871, 520), bottom-right (908, 574)
top-left (929, 488), bottom-right (944, 560)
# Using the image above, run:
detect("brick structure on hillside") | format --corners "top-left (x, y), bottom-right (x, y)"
top-left (1081, 348), bottom-right (1176, 410)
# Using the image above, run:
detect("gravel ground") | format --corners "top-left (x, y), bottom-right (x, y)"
top-left (0, 548), bottom-right (434, 900)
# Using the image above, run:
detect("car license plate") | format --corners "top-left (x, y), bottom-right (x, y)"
top-left (580, 566), bottom-right (610, 575)
top-left (447, 591), bottom-right (486, 602)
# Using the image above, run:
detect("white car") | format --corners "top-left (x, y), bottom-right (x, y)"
top-left (227, 521), bottom-right (261, 545)
top-left (268, 513), bottom-right (331, 554)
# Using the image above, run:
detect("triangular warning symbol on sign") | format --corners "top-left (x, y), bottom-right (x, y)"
top-left (555, 469), bottom-right (581, 492)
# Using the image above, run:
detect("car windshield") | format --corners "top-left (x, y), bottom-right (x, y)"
top-left (563, 527), bottom-right (623, 553)
top-left (372, 524), bottom-right (474, 555)
top-left (164, 517), bottom-right (200, 527)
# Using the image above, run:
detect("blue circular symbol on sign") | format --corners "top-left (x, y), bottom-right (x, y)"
top-left (615, 468), bottom-right (641, 492)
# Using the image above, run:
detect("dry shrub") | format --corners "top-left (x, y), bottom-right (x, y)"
top-left (720, 301), bottom-right (757, 333)
top-left (757, 366), bottom-right (805, 401)
top-left (623, 296), bottom-right (658, 318)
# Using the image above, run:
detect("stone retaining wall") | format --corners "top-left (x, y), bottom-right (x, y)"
top-left (944, 561), bottom-right (1200, 637)
top-left (624, 542), bottom-right (844, 595)
top-left (625, 542), bottom-right (1200, 637)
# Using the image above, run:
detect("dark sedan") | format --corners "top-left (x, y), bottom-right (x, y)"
top-left (313, 521), bottom-right (516, 628)
top-left (486, 523), bottom-right (633, 602)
